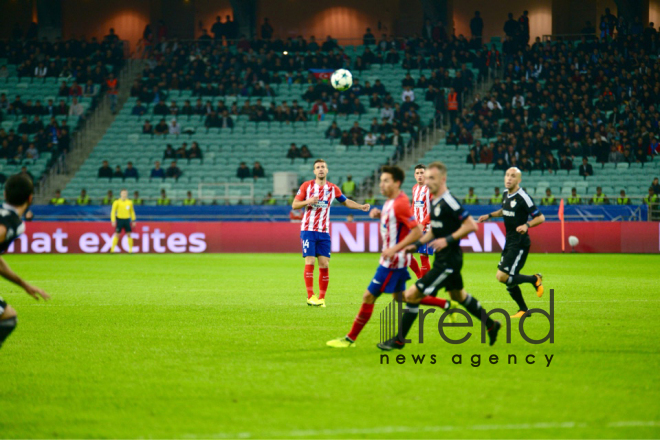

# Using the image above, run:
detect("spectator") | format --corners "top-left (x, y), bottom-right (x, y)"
top-left (105, 73), bottom-right (118, 113)
top-left (560, 153), bottom-right (573, 171)
top-left (579, 157), bottom-right (594, 177)
top-left (261, 18), bottom-right (274, 40)
top-left (541, 188), bottom-right (556, 206)
top-left (490, 187), bottom-right (502, 204)
top-left (652, 178), bottom-right (660, 196)
top-left (183, 191), bottom-right (196, 206)
top-left (252, 161), bottom-right (265, 179)
top-left (286, 143), bottom-right (300, 163)
top-left (219, 110), bottom-right (234, 129)
top-left (168, 119), bottom-right (180, 136)
top-left (113, 165), bottom-right (124, 179)
top-left (300, 145), bottom-right (312, 162)
top-left (261, 192), bottom-right (277, 205)
top-left (133, 191), bottom-right (144, 206)
top-left (617, 190), bottom-right (631, 205)
top-left (102, 190), bottom-right (114, 205)
top-left (464, 187), bottom-right (478, 205)
top-left (325, 121), bottom-right (341, 139)
top-left (142, 120), bottom-right (154, 135)
top-left (157, 189), bottom-right (171, 206)
top-left (124, 162), bottom-right (139, 180)
top-left (480, 143), bottom-right (493, 164)
top-left (187, 142), bottom-right (203, 161)
top-left (466, 149), bottom-right (479, 166)
top-left (49, 189), bottom-right (66, 205)
top-left (132, 100), bottom-right (147, 116)
top-left (470, 11), bottom-right (484, 45)
top-left (163, 144), bottom-right (176, 160)
top-left (364, 131), bottom-right (377, 148)
top-left (341, 175), bottom-right (356, 198)
top-left (69, 98), bottom-right (84, 119)
top-left (590, 187), bottom-right (609, 205)
top-left (567, 188), bottom-right (582, 205)
top-left (363, 27), bottom-right (375, 45)
top-left (155, 119), bottom-right (168, 135)
top-left (76, 189), bottom-right (91, 205)
top-left (98, 160), bottom-right (113, 178)
top-left (165, 161), bottom-right (182, 180)
top-left (69, 81), bottom-right (83, 97)
top-left (237, 162), bottom-right (251, 180)
top-left (150, 161), bottom-right (165, 179)
top-left (644, 187), bottom-right (658, 207)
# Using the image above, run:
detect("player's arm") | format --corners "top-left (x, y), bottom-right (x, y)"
top-left (291, 183), bottom-right (318, 209)
top-left (382, 224), bottom-right (422, 259)
top-left (341, 198), bottom-right (370, 212)
top-left (110, 200), bottom-right (117, 226)
top-left (478, 208), bottom-right (503, 223)
top-left (0, 225), bottom-right (49, 301)
top-left (431, 215), bottom-right (477, 251)
top-left (516, 200), bottom-right (544, 233)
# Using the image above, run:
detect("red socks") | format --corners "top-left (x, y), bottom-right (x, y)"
top-left (420, 296), bottom-right (448, 308)
top-left (304, 264), bottom-right (315, 299)
top-left (409, 257), bottom-right (422, 279)
top-left (348, 303), bottom-right (374, 341)
top-left (420, 255), bottom-right (430, 277)
top-left (319, 268), bottom-right (329, 300)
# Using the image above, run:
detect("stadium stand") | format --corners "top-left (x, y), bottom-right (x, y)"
top-left (59, 29), bottom-right (659, 206)
top-left (0, 36), bottom-right (126, 196)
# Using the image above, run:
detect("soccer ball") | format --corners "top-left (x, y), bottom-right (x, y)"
top-left (331, 69), bottom-right (353, 91)
top-left (568, 236), bottom-right (579, 247)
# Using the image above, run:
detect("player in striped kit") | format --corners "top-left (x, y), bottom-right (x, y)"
top-left (327, 166), bottom-right (456, 348)
top-left (410, 164), bottom-right (432, 279)
top-left (292, 159), bottom-right (370, 307)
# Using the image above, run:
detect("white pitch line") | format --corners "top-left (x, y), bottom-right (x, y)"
top-left (184, 420), bottom-right (660, 439)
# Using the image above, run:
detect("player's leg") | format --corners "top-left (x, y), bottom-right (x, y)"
top-left (317, 254), bottom-right (330, 304)
top-left (0, 298), bottom-right (18, 349)
top-left (419, 253), bottom-right (431, 277)
top-left (378, 267), bottom-right (456, 350)
top-left (301, 231), bottom-right (317, 302)
top-left (125, 221), bottom-right (134, 254)
top-left (110, 232), bottom-right (121, 253)
top-left (327, 290), bottom-right (377, 347)
top-left (447, 286), bottom-right (501, 346)
top-left (327, 266), bottom-right (389, 347)
top-left (409, 255), bottom-right (422, 278)
top-left (498, 246), bottom-right (542, 297)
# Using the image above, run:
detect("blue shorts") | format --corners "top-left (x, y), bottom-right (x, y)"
top-left (301, 231), bottom-right (331, 258)
top-left (367, 265), bottom-right (411, 296)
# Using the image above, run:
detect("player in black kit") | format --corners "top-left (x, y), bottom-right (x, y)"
top-left (0, 174), bottom-right (50, 349)
top-left (378, 162), bottom-right (501, 350)
top-left (478, 167), bottom-right (545, 318)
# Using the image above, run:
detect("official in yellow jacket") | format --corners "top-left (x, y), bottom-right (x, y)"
top-left (110, 189), bottom-right (136, 253)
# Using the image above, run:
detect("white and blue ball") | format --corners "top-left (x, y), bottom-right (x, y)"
top-left (330, 69), bottom-right (353, 91)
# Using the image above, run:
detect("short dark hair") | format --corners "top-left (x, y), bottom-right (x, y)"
top-left (4, 174), bottom-right (34, 206)
top-left (414, 164), bottom-right (426, 171)
top-left (381, 166), bottom-right (405, 184)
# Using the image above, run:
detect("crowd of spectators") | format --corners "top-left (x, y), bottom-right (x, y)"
top-left (449, 28), bottom-right (660, 178)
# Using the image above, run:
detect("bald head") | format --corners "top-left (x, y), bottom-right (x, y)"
top-left (504, 167), bottom-right (522, 191)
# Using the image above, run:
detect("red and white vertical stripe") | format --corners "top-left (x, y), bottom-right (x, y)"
top-left (379, 198), bottom-right (411, 269)
top-left (412, 183), bottom-right (430, 230)
top-left (300, 181), bottom-right (338, 233)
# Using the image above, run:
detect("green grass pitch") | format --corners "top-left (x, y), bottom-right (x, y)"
top-left (0, 253), bottom-right (659, 439)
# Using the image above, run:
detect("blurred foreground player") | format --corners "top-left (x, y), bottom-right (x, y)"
top-left (292, 159), bottom-right (369, 307)
top-left (110, 189), bottom-right (136, 253)
top-left (378, 162), bottom-right (501, 350)
top-left (477, 167), bottom-right (544, 318)
top-left (0, 174), bottom-right (51, 349)
top-left (327, 166), bottom-right (456, 348)
top-left (409, 164), bottom-right (432, 278)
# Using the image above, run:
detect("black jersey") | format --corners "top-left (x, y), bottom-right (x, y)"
top-left (429, 190), bottom-right (470, 261)
top-left (501, 188), bottom-right (541, 247)
top-left (0, 205), bottom-right (25, 254)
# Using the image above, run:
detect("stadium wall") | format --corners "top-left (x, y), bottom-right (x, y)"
top-left (6, 221), bottom-right (659, 254)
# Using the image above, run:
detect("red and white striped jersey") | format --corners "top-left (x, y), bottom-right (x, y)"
top-left (295, 180), bottom-right (347, 233)
top-left (412, 183), bottom-right (431, 230)
top-left (379, 192), bottom-right (419, 269)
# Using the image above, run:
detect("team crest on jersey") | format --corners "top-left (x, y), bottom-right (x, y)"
top-left (510, 200), bottom-right (517, 208)
top-left (434, 204), bottom-right (441, 216)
